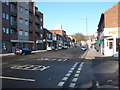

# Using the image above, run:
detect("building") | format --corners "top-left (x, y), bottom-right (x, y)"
top-left (0, 1), bottom-right (44, 53)
top-left (1, 1), bottom-right (10, 53)
top-left (97, 2), bottom-right (120, 57)
top-left (49, 30), bottom-right (67, 47)
top-left (43, 28), bottom-right (53, 50)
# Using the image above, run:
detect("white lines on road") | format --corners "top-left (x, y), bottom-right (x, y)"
top-left (69, 83), bottom-right (76, 88)
top-left (57, 62), bottom-right (85, 88)
top-left (37, 58), bottom-right (68, 62)
top-left (0, 76), bottom-right (35, 82)
top-left (76, 71), bottom-right (80, 74)
top-left (72, 78), bottom-right (78, 82)
top-left (58, 82), bottom-right (65, 86)
top-left (11, 64), bottom-right (50, 71)
top-left (65, 73), bottom-right (71, 77)
top-left (74, 74), bottom-right (79, 77)
top-left (62, 77), bottom-right (68, 81)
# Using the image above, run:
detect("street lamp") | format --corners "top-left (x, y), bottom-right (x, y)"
top-left (81, 17), bottom-right (88, 40)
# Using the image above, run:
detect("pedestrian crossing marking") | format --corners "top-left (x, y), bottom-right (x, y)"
top-left (69, 83), bottom-right (76, 88)
top-left (58, 82), bottom-right (65, 86)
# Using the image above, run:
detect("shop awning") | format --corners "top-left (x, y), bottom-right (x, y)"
top-left (96, 40), bottom-right (101, 44)
top-left (11, 40), bottom-right (34, 43)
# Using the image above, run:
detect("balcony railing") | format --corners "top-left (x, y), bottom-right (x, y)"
top-left (10, 9), bottom-right (17, 16)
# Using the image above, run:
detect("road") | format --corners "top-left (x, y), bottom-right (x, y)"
top-left (1, 47), bottom-right (118, 89)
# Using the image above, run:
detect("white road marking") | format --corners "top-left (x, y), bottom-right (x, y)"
top-left (58, 82), bottom-right (65, 86)
top-left (62, 77), bottom-right (68, 81)
top-left (72, 78), bottom-right (78, 82)
top-left (0, 76), bottom-right (35, 82)
top-left (66, 73), bottom-right (71, 77)
top-left (71, 68), bottom-right (75, 70)
top-left (76, 71), bottom-right (80, 74)
top-left (57, 59), bottom-right (62, 61)
top-left (24, 65), bottom-right (35, 70)
top-left (74, 74), bottom-right (79, 77)
top-left (45, 58), bottom-right (49, 60)
top-left (78, 68), bottom-right (81, 71)
top-left (69, 83), bottom-right (76, 88)
top-left (68, 70), bottom-right (73, 73)
top-left (40, 66), bottom-right (50, 71)
top-left (63, 59), bottom-right (68, 61)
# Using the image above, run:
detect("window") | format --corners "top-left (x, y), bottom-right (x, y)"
top-left (6, 28), bottom-right (9, 34)
top-left (25, 9), bottom-right (28, 15)
top-left (2, 28), bottom-right (5, 33)
top-left (19, 7), bottom-right (23, 12)
top-left (40, 18), bottom-right (42, 22)
top-left (19, 18), bottom-right (23, 24)
top-left (25, 31), bottom-right (28, 36)
top-left (6, 14), bottom-right (9, 20)
top-left (2, 13), bottom-right (5, 19)
top-left (24, 20), bottom-right (28, 25)
top-left (40, 34), bottom-right (42, 38)
top-left (19, 30), bottom-right (23, 36)
top-left (40, 26), bottom-right (42, 30)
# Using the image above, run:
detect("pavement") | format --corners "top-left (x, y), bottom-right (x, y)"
top-left (80, 48), bottom-right (119, 89)
top-left (0, 50), bottom-right (47, 57)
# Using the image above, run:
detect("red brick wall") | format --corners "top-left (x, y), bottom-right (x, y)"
top-left (49, 30), bottom-right (62, 35)
top-left (104, 2), bottom-right (119, 28)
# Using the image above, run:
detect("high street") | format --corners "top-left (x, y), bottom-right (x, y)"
top-left (1, 47), bottom-right (118, 89)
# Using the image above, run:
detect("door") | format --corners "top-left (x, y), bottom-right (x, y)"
top-left (108, 39), bottom-right (113, 56)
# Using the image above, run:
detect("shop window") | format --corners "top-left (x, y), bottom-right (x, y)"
top-left (109, 42), bottom-right (113, 49)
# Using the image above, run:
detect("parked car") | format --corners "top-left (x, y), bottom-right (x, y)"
top-left (14, 48), bottom-right (32, 55)
top-left (47, 46), bottom-right (55, 51)
top-left (58, 46), bottom-right (62, 50)
top-left (62, 46), bottom-right (68, 49)
top-left (81, 46), bottom-right (87, 51)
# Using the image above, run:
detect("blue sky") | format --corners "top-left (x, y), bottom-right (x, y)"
top-left (36, 2), bottom-right (117, 35)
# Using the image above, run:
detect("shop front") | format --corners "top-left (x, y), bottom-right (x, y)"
top-left (100, 28), bottom-right (120, 57)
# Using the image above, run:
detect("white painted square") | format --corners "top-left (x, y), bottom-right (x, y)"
top-left (72, 78), bottom-right (78, 82)
top-left (58, 82), bottom-right (65, 86)
top-left (69, 83), bottom-right (76, 88)
top-left (62, 77), bottom-right (68, 81)
top-left (66, 73), bottom-right (71, 77)
top-left (69, 70), bottom-right (73, 73)
top-left (78, 68), bottom-right (81, 70)
top-left (57, 59), bottom-right (62, 61)
top-left (74, 74), bottom-right (79, 77)
top-left (71, 68), bottom-right (74, 70)
top-left (76, 71), bottom-right (80, 73)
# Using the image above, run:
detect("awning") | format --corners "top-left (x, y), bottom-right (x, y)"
top-left (96, 40), bottom-right (101, 44)
top-left (11, 40), bottom-right (34, 43)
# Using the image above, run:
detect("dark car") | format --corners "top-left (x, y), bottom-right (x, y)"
top-left (14, 48), bottom-right (32, 55)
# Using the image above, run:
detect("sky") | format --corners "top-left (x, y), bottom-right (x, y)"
top-left (36, 2), bottom-right (117, 35)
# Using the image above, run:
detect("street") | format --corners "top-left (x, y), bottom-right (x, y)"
top-left (1, 47), bottom-right (118, 89)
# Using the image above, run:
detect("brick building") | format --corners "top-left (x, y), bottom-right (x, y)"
top-left (97, 2), bottom-right (120, 57)
top-left (0, 1), bottom-right (44, 53)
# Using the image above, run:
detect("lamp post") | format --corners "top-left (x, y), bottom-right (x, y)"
top-left (81, 17), bottom-right (88, 40)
